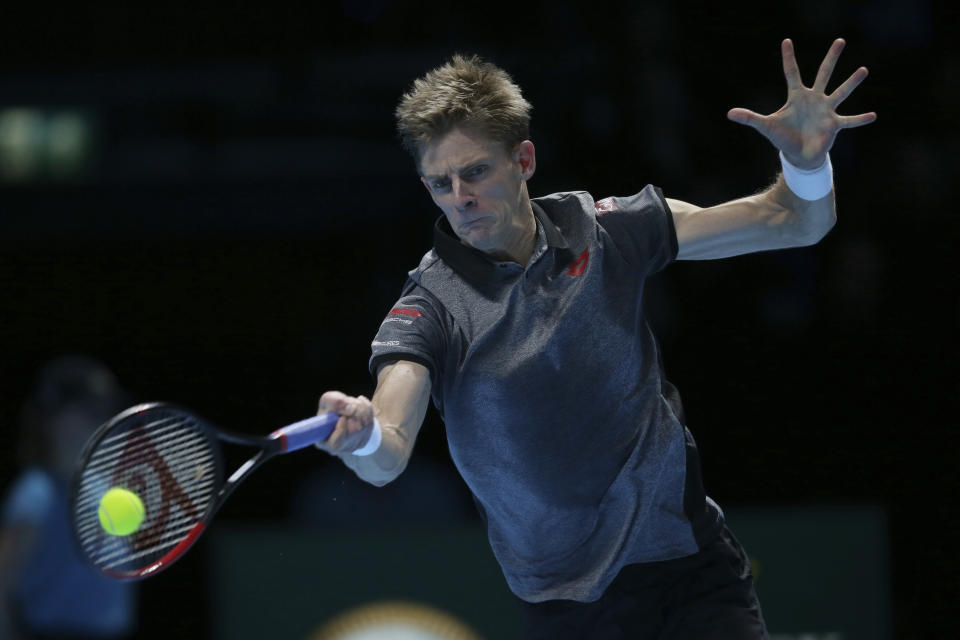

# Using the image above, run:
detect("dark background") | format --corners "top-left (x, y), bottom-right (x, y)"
top-left (1, 1), bottom-right (956, 638)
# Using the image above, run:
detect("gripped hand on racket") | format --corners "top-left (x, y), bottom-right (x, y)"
top-left (314, 390), bottom-right (378, 455)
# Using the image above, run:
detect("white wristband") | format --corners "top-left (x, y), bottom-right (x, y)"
top-left (779, 151), bottom-right (833, 201)
top-left (350, 417), bottom-right (382, 456)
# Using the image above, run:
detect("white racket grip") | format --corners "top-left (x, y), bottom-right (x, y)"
top-left (351, 417), bottom-right (382, 456)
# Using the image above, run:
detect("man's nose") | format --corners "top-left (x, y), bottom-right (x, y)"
top-left (452, 176), bottom-right (476, 209)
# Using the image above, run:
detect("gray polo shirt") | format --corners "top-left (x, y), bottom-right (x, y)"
top-left (369, 186), bottom-right (724, 603)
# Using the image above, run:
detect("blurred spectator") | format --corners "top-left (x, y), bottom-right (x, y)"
top-left (0, 356), bottom-right (137, 640)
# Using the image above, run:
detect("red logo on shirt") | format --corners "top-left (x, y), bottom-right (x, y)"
top-left (594, 198), bottom-right (618, 215)
top-left (566, 248), bottom-right (589, 276)
top-left (388, 307), bottom-right (423, 319)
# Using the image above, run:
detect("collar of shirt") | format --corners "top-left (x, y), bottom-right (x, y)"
top-left (433, 201), bottom-right (569, 286)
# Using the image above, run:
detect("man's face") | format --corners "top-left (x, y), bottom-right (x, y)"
top-left (419, 128), bottom-right (535, 255)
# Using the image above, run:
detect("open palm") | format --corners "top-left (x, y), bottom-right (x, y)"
top-left (728, 38), bottom-right (876, 170)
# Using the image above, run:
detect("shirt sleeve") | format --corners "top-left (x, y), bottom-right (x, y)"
top-left (594, 184), bottom-right (678, 276)
top-left (368, 279), bottom-right (446, 385)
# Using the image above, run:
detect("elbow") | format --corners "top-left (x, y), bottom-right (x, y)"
top-left (352, 468), bottom-right (400, 487)
top-left (349, 456), bottom-right (410, 487)
top-left (364, 469), bottom-right (403, 487)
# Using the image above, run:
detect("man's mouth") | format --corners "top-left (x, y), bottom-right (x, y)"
top-left (459, 215), bottom-right (489, 232)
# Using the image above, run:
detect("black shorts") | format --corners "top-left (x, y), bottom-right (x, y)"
top-left (516, 525), bottom-right (769, 639)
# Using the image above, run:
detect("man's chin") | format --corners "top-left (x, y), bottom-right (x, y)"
top-left (458, 228), bottom-right (494, 251)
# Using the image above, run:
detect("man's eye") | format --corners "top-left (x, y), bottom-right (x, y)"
top-left (432, 180), bottom-right (450, 190)
top-left (465, 165), bottom-right (487, 179)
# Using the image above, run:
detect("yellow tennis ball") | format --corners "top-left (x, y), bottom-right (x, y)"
top-left (98, 487), bottom-right (145, 536)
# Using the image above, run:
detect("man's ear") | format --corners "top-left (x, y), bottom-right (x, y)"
top-left (514, 140), bottom-right (536, 181)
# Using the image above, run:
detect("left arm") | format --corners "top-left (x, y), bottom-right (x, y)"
top-left (673, 37), bottom-right (875, 261)
top-left (670, 174), bottom-right (834, 260)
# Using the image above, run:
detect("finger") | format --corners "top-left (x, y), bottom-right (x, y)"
top-left (338, 416), bottom-right (371, 453)
top-left (322, 417), bottom-right (351, 451)
top-left (318, 390), bottom-right (351, 415)
top-left (354, 396), bottom-right (374, 422)
top-left (355, 395), bottom-right (371, 413)
top-left (781, 38), bottom-right (803, 91)
top-left (329, 414), bottom-right (366, 451)
top-left (838, 112), bottom-right (877, 129)
top-left (829, 66), bottom-right (869, 107)
top-left (727, 108), bottom-right (767, 131)
top-left (813, 38), bottom-right (845, 93)
top-left (343, 415), bottom-right (364, 438)
top-left (340, 396), bottom-right (371, 420)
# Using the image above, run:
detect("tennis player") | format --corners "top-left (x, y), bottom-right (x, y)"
top-left (314, 39), bottom-right (874, 638)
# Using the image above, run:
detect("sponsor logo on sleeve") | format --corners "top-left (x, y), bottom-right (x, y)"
top-left (383, 307), bottom-right (424, 325)
top-left (594, 197), bottom-right (618, 214)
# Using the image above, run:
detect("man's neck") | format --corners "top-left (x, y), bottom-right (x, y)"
top-left (478, 199), bottom-right (537, 266)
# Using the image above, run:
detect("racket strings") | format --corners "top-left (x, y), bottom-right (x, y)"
top-left (73, 423), bottom-right (214, 510)
top-left (75, 420), bottom-right (203, 488)
top-left (74, 412), bottom-right (219, 573)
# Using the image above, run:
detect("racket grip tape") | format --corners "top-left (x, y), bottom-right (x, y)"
top-left (270, 413), bottom-right (339, 452)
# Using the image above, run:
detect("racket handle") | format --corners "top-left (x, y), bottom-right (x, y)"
top-left (270, 413), bottom-right (339, 452)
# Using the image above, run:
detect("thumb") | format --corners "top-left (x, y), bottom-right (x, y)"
top-left (727, 108), bottom-right (764, 130)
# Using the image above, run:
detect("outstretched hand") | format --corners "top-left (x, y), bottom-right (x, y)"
top-left (728, 38), bottom-right (876, 170)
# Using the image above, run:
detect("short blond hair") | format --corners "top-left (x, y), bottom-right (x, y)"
top-left (395, 54), bottom-right (532, 166)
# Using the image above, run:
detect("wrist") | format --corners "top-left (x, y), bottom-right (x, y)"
top-left (349, 417), bottom-right (382, 456)
top-left (779, 151), bottom-right (833, 201)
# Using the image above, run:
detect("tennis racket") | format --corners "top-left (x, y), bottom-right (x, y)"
top-left (70, 402), bottom-right (339, 580)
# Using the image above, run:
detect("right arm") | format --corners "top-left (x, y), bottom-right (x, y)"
top-left (315, 360), bottom-right (431, 487)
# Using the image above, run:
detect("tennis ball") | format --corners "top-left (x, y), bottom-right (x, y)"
top-left (98, 487), bottom-right (145, 536)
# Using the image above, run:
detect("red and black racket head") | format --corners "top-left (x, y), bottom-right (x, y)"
top-left (70, 403), bottom-right (224, 580)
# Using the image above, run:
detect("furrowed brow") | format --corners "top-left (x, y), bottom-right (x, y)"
top-left (422, 158), bottom-right (489, 181)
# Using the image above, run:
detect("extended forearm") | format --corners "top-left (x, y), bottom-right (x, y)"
top-left (339, 361), bottom-right (431, 486)
top-left (671, 170), bottom-right (838, 260)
